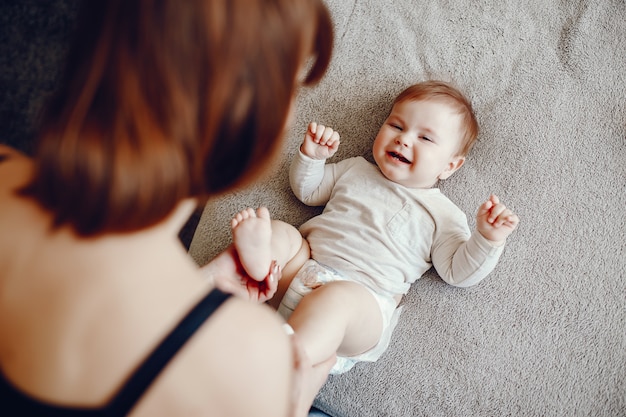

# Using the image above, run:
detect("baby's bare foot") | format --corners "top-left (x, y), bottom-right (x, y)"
top-left (231, 207), bottom-right (273, 281)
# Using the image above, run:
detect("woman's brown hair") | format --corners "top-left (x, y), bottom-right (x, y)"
top-left (21, 0), bottom-right (333, 236)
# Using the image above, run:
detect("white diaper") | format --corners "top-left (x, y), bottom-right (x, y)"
top-left (278, 260), bottom-right (402, 374)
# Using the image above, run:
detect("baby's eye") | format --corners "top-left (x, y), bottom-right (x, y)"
top-left (420, 136), bottom-right (432, 142)
top-left (389, 123), bottom-right (402, 130)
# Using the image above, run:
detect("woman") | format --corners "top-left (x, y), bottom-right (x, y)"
top-left (0, 0), bottom-right (333, 416)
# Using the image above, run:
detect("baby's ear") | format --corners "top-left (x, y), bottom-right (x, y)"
top-left (439, 155), bottom-right (465, 180)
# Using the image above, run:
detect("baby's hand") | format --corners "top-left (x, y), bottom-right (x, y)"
top-left (476, 194), bottom-right (519, 245)
top-left (300, 122), bottom-right (340, 160)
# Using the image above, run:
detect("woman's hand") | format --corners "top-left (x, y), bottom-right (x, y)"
top-left (200, 246), bottom-right (280, 302)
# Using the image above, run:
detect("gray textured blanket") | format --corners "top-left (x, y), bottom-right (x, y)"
top-left (190, 1), bottom-right (626, 415)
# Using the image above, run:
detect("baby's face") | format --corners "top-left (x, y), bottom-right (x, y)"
top-left (372, 99), bottom-right (465, 189)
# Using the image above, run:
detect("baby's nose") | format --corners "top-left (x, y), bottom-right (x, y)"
top-left (395, 135), bottom-right (411, 147)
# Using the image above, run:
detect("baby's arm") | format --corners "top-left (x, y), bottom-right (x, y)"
top-left (290, 122), bottom-right (345, 206)
top-left (476, 194), bottom-right (520, 245)
top-left (300, 122), bottom-right (340, 160)
top-left (432, 195), bottom-right (519, 287)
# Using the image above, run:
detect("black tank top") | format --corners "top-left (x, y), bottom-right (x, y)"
top-left (0, 289), bottom-right (231, 416)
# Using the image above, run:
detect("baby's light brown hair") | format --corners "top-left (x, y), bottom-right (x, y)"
top-left (393, 81), bottom-right (479, 156)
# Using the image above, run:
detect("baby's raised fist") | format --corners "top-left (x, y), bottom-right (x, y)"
top-left (301, 122), bottom-right (340, 160)
top-left (476, 194), bottom-right (519, 244)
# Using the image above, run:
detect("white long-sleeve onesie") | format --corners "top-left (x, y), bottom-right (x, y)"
top-left (290, 152), bottom-right (504, 299)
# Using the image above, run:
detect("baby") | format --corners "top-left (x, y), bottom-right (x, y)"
top-left (231, 80), bottom-right (519, 374)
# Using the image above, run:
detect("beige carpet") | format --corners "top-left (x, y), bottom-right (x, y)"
top-left (190, 0), bottom-right (626, 415)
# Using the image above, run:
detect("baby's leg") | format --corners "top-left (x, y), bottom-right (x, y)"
top-left (287, 281), bottom-right (383, 366)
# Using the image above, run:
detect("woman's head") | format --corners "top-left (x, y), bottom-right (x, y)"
top-left (23, 0), bottom-right (333, 236)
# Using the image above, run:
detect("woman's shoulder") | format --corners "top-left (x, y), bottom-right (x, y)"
top-left (0, 145), bottom-right (40, 258)
top-left (0, 145), bottom-right (32, 190)
top-left (0, 143), bottom-right (26, 159)
top-left (0, 145), bottom-right (44, 225)
top-left (134, 297), bottom-right (293, 417)
top-left (199, 299), bottom-right (292, 416)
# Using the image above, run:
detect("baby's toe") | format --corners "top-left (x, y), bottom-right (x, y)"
top-left (256, 207), bottom-right (271, 220)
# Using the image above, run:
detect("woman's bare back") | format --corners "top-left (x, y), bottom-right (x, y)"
top-left (0, 146), bottom-right (292, 416)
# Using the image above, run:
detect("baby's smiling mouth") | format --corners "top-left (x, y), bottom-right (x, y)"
top-left (388, 151), bottom-right (411, 164)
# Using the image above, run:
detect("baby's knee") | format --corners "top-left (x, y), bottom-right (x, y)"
top-left (272, 220), bottom-right (306, 250)
top-left (270, 219), bottom-right (298, 238)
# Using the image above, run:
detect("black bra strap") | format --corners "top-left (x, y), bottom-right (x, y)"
top-left (105, 289), bottom-right (231, 416)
